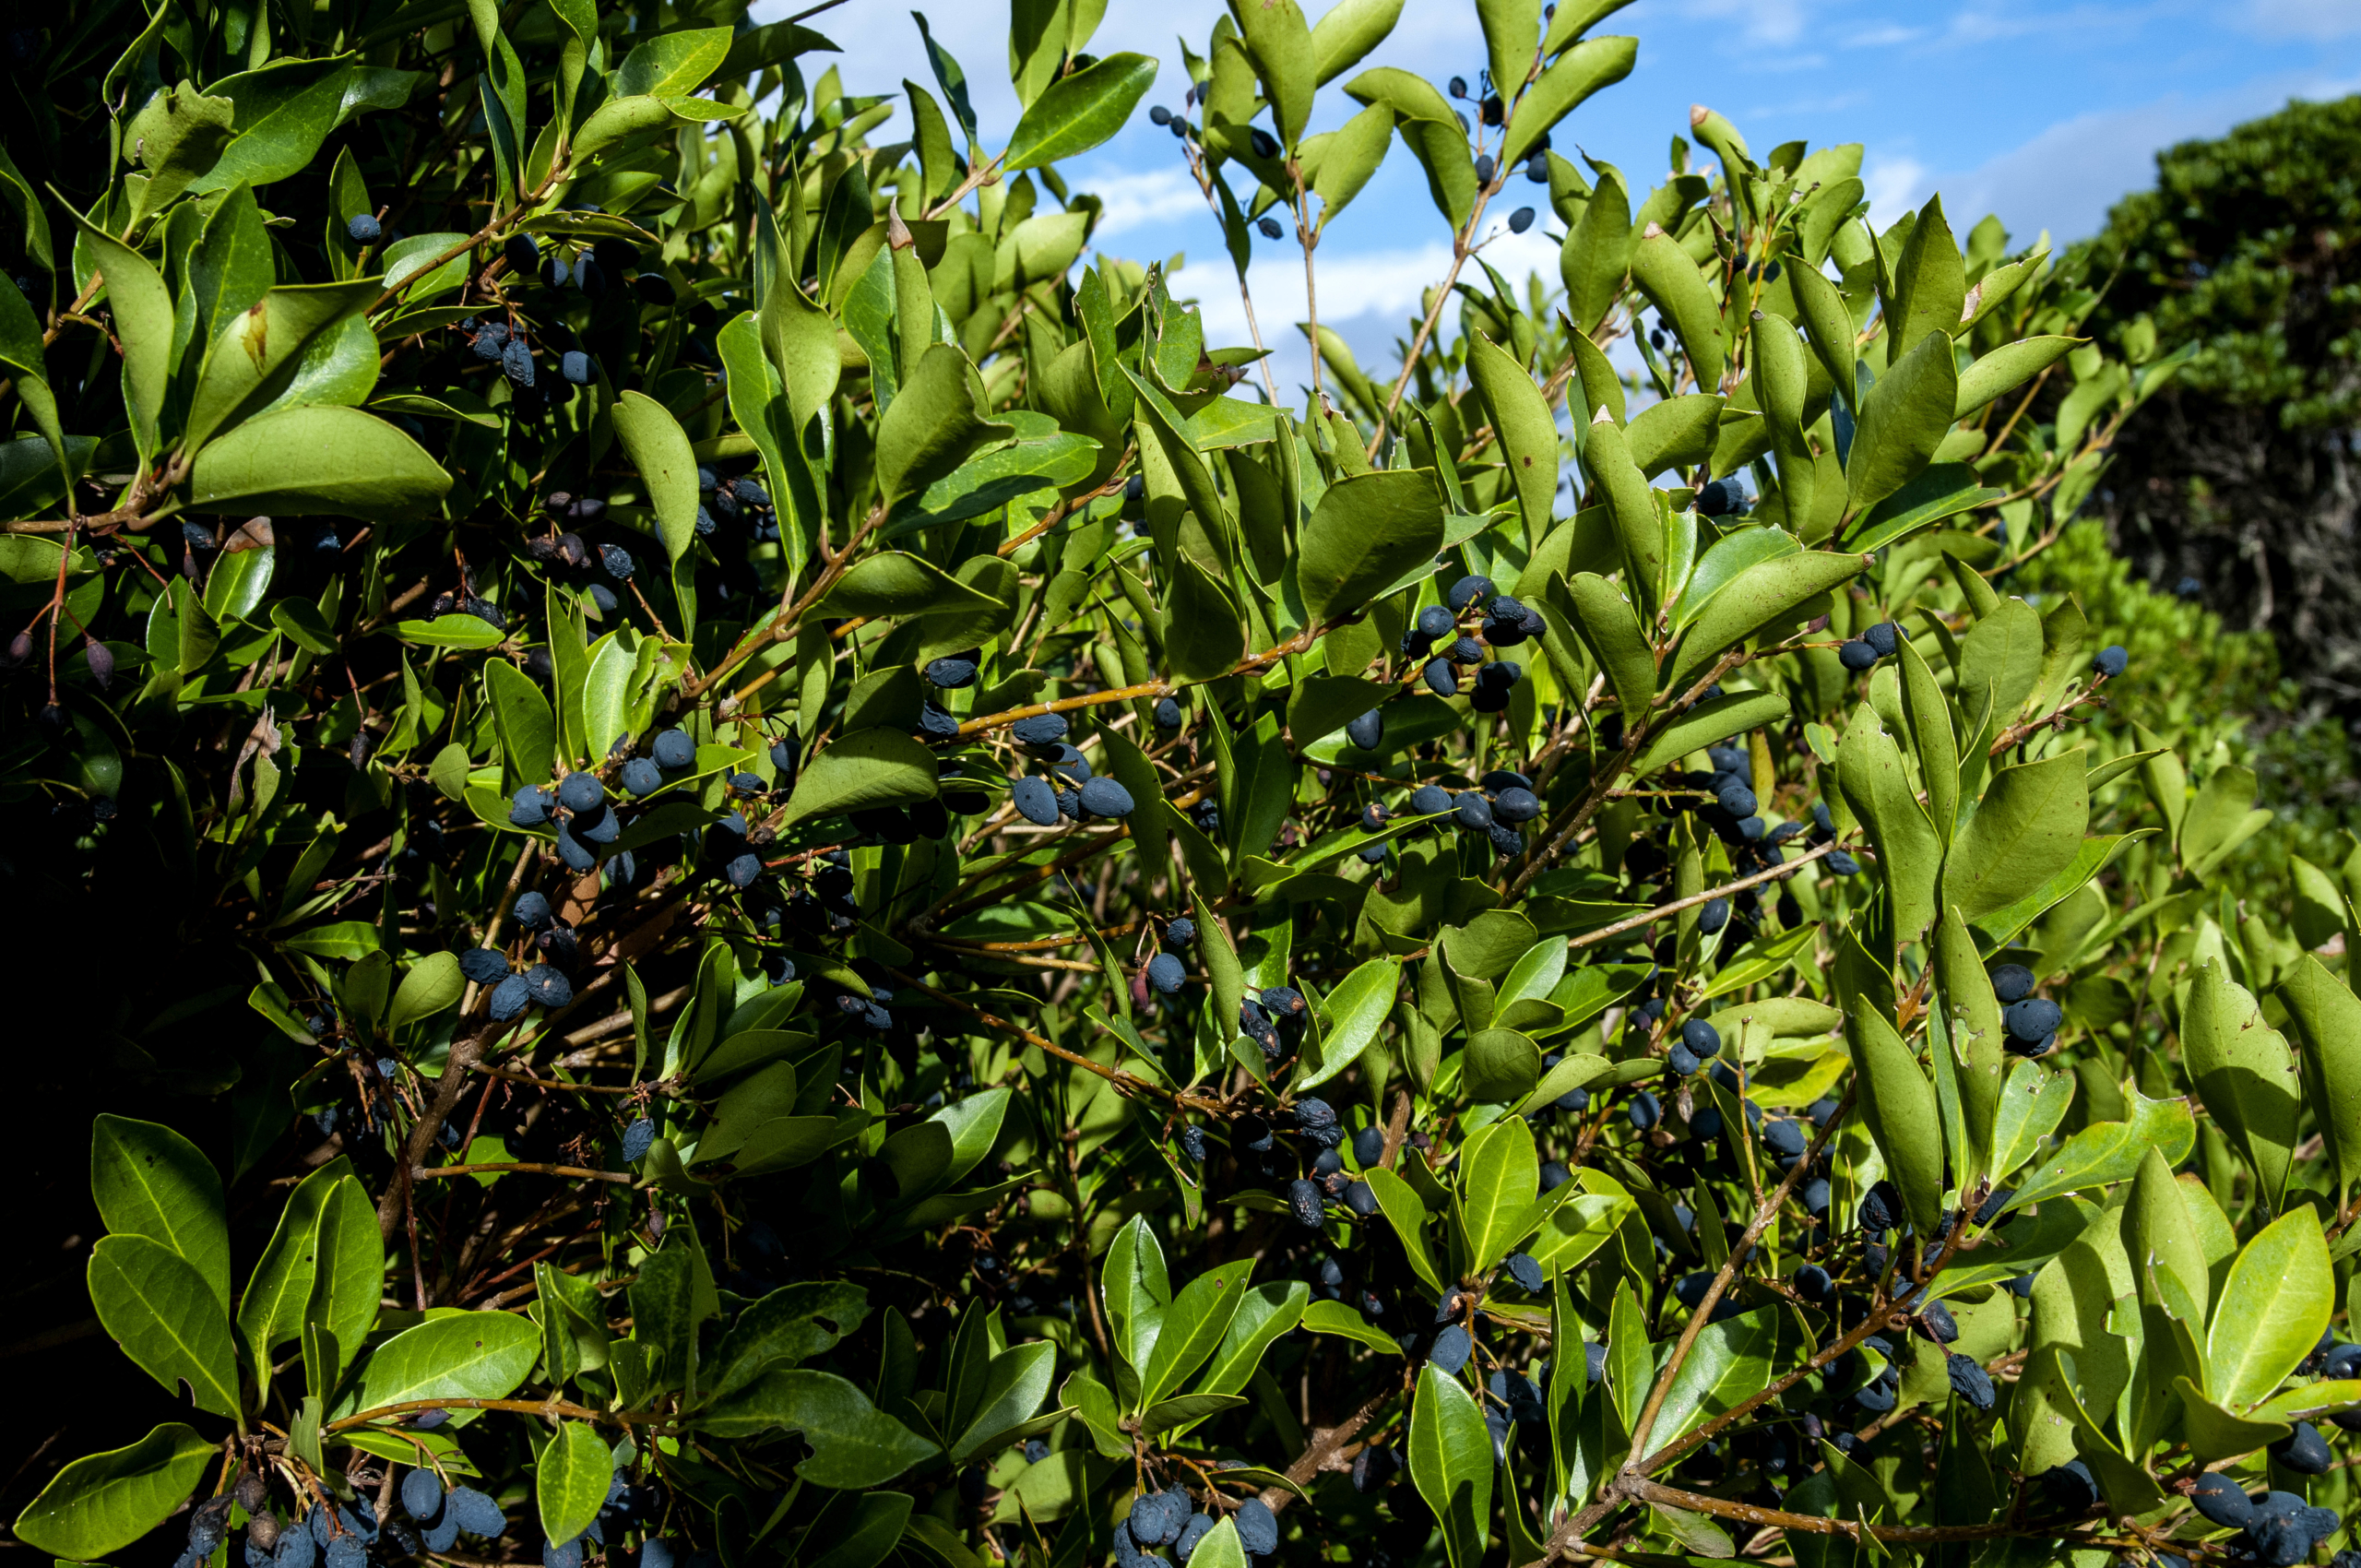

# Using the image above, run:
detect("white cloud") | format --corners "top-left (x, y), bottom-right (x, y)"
top-left (1660, 0), bottom-right (1814, 47)
top-left (1077, 164), bottom-right (1209, 239)
top-left (1903, 64), bottom-right (2361, 244)
top-left (1861, 154), bottom-right (1930, 223)
top-left (1154, 223), bottom-right (1565, 398)
top-left (2242, 0), bottom-right (2361, 39)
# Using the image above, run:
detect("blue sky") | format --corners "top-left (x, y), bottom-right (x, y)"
top-left (787, 0), bottom-right (2361, 392)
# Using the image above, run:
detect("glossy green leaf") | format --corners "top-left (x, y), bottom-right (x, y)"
top-left (1298, 469), bottom-right (1446, 626)
top-left (777, 729), bottom-right (937, 830)
top-left (697, 1368), bottom-right (939, 1484)
top-left (950, 1340), bottom-right (1058, 1461)
top-left (388, 951), bottom-right (462, 1027)
top-left (1844, 326), bottom-right (1959, 517)
top-left (184, 279), bottom-right (378, 453)
top-left (88, 1235), bottom-right (241, 1418)
top-left (2277, 955), bottom-right (2361, 1197)
top-left (2184, 961), bottom-right (2300, 1206)
top-left (2007, 1088), bottom-right (2197, 1210)
top-left (1458, 1115), bottom-right (1539, 1272)
top-left (1296, 956), bottom-right (1400, 1090)
top-left (876, 344), bottom-right (1013, 505)
top-left (1466, 332), bottom-right (1557, 549)
top-left (1499, 34), bottom-right (1634, 170)
top-left (1666, 550), bottom-right (1865, 693)
top-left (184, 405), bottom-right (451, 518)
top-left (1835, 703), bottom-right (1941, 941)
top-left (1103, 1214), bottom-right (1171, 1374)
top-left (91, 1116), bottom-right (229, 1313)
top-left (337, 1310), bottom-right (541, 1415)
top-left (611, 392), bottom-right (701, 564)
top-left (1650, 1305), bottom-right (1793, 1451)
top-left (1408, 1364), bottom-right (1493, 1568)
top-left (1143, 1261), bottom-right (1255, 1407)
top-left (1631, 689), bottom-right (1790, 776)
top-left (2210, 1207), bottom-right (2332, 1412)
top-left (537, 1421), bottom-right (611, 1546)
top-left (10, 1423), bottom-right (217, 1559)
top-left (1956, 336), bottom-right (2081, 420)
top-left (1630, 226), bottom-right (1726, 390)
top-left (1005, 52), bottom-right (1157, 171)
top-left (1845, 999), bottom-right (1944, 1238)
top-left (1944, 754), bottom-right (2088, 919)
top-left (1233, 0), bottom-right (1315, 147)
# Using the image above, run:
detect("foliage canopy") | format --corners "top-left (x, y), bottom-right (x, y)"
top-left (9, 6), bottom-right (2361, 1568)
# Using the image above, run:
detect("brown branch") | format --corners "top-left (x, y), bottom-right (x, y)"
top-left (410, 1162), bottom-right (635, 1183)
top-left (1260, 1382), bottom-right (1400, 1514)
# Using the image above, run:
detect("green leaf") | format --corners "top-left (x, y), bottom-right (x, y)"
top-left (184, 405), bottom-right (450, 518)
top-left (1499, 34), bottom-right (1634, 170)
top-left (951, 1339), bottom-right (1058, 1462)
top-left (1626, 393), bottom-right (1724, 480)
top-left (876, 344), bottom-right (1013, 505)
top-left (72, 217), bottom-right (173, 461)
top-left (87, 1235), bottom-right (241, 1418)
top-left (2276, 956), bottom-right (2361, 1198)
top-left (1943, 754), bottom-right (2088, 919)
top-left (9, 1423), bottom-right (217, 1559)
top-left (1163, 552), bottom-right (1246, 681)
top-left (777, 729), bottom-right (938, 830)
top-left (1233, 0), bottom-right (1315, 147)
top-left (2184, 961), bottom-right (2299, 1206)
top-left (610, 391), bottom-right (701, 564)
top-left (184, 279), bottom-right (378, 454)
top-left (388, 952), bottom-right (464, 1028)
top-left (1560, 167), bottom-right (1631, 334)
top-left (1956, 336), bottom-right (2080, 420)
top-left (1666, 551), bottom-right (1865, 693)
top-left (1845, 327), bottom-right (1959, 517)
top-left (1650, 1306), bottom-right (1793, 1450)
top-left (1630, 227), bottom-right (1726, 391)
top-left (1555, 571), bottom-right (1654, 719)
top-left (1311, 0), bottom-right (1404, 82)
top-left (1465, 1027), bottom-right (1542, 1104)
top-left (1846, 999), bottom-right (1944, 1238)
top-left (1297, 469), bottom-right (1446, 626)
top-left (2210, 1208), bottom-right (2333, 1412)
top-left (336, 1310), bottom-right (541, 1415)
top-left (1103, 1214), bottom-right (1171, 1375)
top-left (237, 1163), bottom-right (338, 1377)
top-left (1306, 100), bottom-right (1394, 223)
top-left (1578, 416), bottom-right (1664, 616)
top-left (1295, 957), bottom-right (1399, 1090)
top-left (537, 1422), bottom-right (611, 1546)
top-left (613, 26), bottom-right (732, 96)
top-left (2173, 1377), bottom-right (2291, 1464)
top-left (1300, 1298), bottom-right (1404, 1355)
top-left (2006, 1088), bottom-right (2196, 1211)
top-left (485, 659), bottom-right (556, 789)
top-left (90, 1116), bottom-right (229, 1314)
top-left (1844, 464), bottom-right (2006, 555)
top-left (1187, 1519), bottom-right (1251, 1568)
top-left (1365, 1166), bottom-right (1444, 1294)
top-left (1004, 52), bottom-right (1157, 171)
top-left (1835, 704), bottom-right (1941, 942)
top-left (1457, 1116), bottom-right (1539, 1273)
top-left (1408, 1364), bottom-right (1494, 1568)
top-left (1885, 195), bottom-right (1965, 362)
top-left (1143, 1262), bottom-right (1255, 1407)
top-left (825, 551), bottom-right (1008, 620)
top-left (1465, 332), bottom-right (1557, 551)
top-left (1631, 690), bottom-right (1790, 777)
top-left (1197, 1281), bottom-right (1311, 1399)
top-left (696, 1368), bottom-right (939, 1484)
top-left (1139, 1393), bottom-right (1251, 1434)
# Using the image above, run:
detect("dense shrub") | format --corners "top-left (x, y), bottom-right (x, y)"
top-left (9, 6), bottom-right (2361, 1568)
